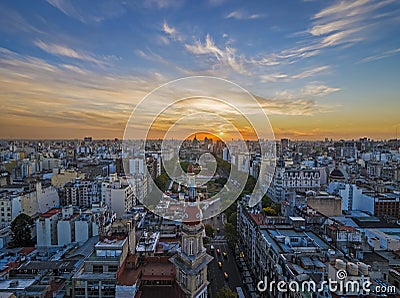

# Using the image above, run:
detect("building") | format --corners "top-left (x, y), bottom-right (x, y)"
top-left (237, 198), bottom-right (338, 297)
top-left (64, 179), bottom-right (100, 208)
top-left (72, 236), bottom-right (130, 298)
top-left (169, 204), bottom-right (213, 298)
top-left (36, 208), bottom-right (61, 248)
top-left (306, 192), bottom-right (342, 217)
top-left (374, 193), bottom-right (400, 219)
top-left (327, 182), bottom-right (374, 213)
top-left (104, 181), bottom-right (135, 218)
top-left (268, 165), bottom-right (321, 201)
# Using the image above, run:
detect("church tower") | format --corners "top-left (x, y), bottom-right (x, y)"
top-left (170, 203), bottom-right (213, 298)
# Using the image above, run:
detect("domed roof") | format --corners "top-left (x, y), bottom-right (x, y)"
top-left (329, 166), bottom-right (345, 180)
top-left (182, 203), bottom-right (201, 225)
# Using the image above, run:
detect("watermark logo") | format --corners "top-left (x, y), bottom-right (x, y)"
top-left (257, 269), bottom-right (396, 295)
top-left (336, 269), bottom-right (347, 280)
top-left (122, 76), bottom-right (276, 222)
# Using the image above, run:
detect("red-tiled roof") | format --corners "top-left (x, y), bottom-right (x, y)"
top-left (249, 213), bottom-right (264, 226)
top-left (18, 247), bottom-right (35, 255)
top-left (41, 208), bottom-right (62, 218)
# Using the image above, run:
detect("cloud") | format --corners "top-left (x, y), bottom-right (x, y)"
top-left (46, 0), bottom-right (126, 24)
top-left (225, 10), bottom-right (264, 20)
top-left (185, 34), bottom-right (224, 58)
top-left (253, 95), bottom-right (329, 116)
top-left (361, 47), bottom-right (400, 63)
top-left (301, 84), bottom-right (341, 97)
top-left (308, 0), bottom-right (397, 47)
top-left (162, 21), bottom-right (176, 36)
top-left (185, 34), bottom-right (248, 74)
top-left (0, 6), bottom-right (43, 34)
top-left (0, 47), bottom-right (167, 138)
top-left (34, 40), bottom-right (105, 65)
top-left (144, 0), bottom-right (183, 9)
top-left (251, 0), bottom-right (398, 69)
top-left (162, 21), bottom-right (183, 41)
top-left (292, 65), bottom-right (330, 79)
top-left (260, 66), bottom-right (330, 82)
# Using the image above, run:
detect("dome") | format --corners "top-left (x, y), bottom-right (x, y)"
top-left (329, 166), bottom-right (345, 181)
top-left (182, 203), bottom-right (201, 225)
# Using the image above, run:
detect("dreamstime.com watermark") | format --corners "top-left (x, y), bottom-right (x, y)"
top-left (257, 270), bottom-right (396, 295)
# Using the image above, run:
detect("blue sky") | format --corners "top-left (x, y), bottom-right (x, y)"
top-left (0, 0), bottom-right (399, 139)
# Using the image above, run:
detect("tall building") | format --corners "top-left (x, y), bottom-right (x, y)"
top-left (169, 204), bottom-right (212, 298)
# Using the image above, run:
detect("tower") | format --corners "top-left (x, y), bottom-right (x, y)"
top-left (170, 204), bottom-right (213, 298)
top-left (187, 164), bottom-right (196, 200)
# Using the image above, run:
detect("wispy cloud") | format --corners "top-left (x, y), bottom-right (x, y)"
top-left (252, 0), bottom-right (398, 68)
top-left (260, 66), bottom-right (330, 82)
top-left (361, 47), bottom-right (400, 62)
top-left (162, 21), bottom-right (183, 41)
top-left (34, 40), bottom-right (106, 65)
top-left (46, 0), bottom-right (126, 24)
top-left (225, 10), bottom-right (264, 20)
top-left (254, 95), bottom-right (330, 116)
top-left (292, 65), bottom-right (330, 79)
top-left (301, 84), bottom-right (341, 97)
top-left (0, 47), bottom-right (166, 138)
top-left (185, 34), bottom-right (248, 74)
top-left (144, 0), bottom-right (183, 9)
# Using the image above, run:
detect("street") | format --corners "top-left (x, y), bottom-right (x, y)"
top-left (205, 217), bottom-right (246, 297)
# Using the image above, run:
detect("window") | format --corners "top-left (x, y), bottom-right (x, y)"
top-left (181, 271), bottom-right (187, 287)
top-left (93, 265), bottom-right (103, 273)
top-left (107, 265), bottom-right (118, 272)
top-left (196, 273), bottom-right (203, 289)
top-left (189, 239), bottom-right (193, 255)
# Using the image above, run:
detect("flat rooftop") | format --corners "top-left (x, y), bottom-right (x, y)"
top-left (0, 279), bottom-right (36, 290)
top-left (95, 237), bottom-right (127, 249)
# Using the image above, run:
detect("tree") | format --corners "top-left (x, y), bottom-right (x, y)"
top-left (261, 195), bottom-right (273, 208)
top-left (224, 222), bottom-right (237, 250)
top-left (217, 286), bottom-right (238, 298)
top-left (10, 213), bottom-right (34, 247)
top-left (228, 212), bottom-right (237, 226)
top-left (272, 202), bottom-right (281, 215)
top-left (262, 207), bottom-right (277, 216)
top-left (204, 224), bottom-right (214, 237)
top-left (154, 172), bottom-right (169, 191)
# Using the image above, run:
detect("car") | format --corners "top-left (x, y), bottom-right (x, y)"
top-left (216, 248), bottom-right (221, 255)
top-left (216, 228), bottom-right (220, 233)
top-left (218, 261), bottom-right (222, 269)
top-left (210, 245), bottom-right (215, 252)
top-left (239, 251), bottom-right (245, 258)
top-left (223, 251), bottom-right (227, 258)
top-left (224, 272), bottom-right (229, 280)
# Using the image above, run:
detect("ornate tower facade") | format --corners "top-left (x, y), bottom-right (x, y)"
top-left (170, 204), bottom-right (213, 298)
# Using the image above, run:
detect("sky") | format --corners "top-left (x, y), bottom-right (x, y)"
top-left (0, 0), bottom-right (399, 140)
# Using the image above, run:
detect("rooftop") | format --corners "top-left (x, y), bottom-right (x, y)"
top-left (40, 208), bottom-right (62, 218)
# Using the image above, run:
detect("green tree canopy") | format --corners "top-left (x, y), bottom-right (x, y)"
top-left (10, 213), bottom-right (34, 248)
top-left (204, 224), bottom-right (214, 237)
top-left (216, 286), bottom-right (238, 298)
top-left (224, 222), bottom-right (238, 250)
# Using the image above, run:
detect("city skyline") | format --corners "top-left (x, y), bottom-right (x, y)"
top-left (1, 0), bottom-right (400, 140)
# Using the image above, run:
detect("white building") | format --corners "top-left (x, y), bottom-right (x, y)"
top-left (104, 183), bottom-right (135, 218)
top-left (129, 158), bottom-right (145, 175)
top-left (11, 182), bottom-right (59, 219)
top-left (327, 182), bottom-right (374, 213)
top-left (36, 208), bottom-right (61, 248)
top-left (366, 228), bottom-right (400, 251)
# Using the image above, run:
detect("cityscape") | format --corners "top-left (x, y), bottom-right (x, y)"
top-left (1, 1), bottom-right (400, 298)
